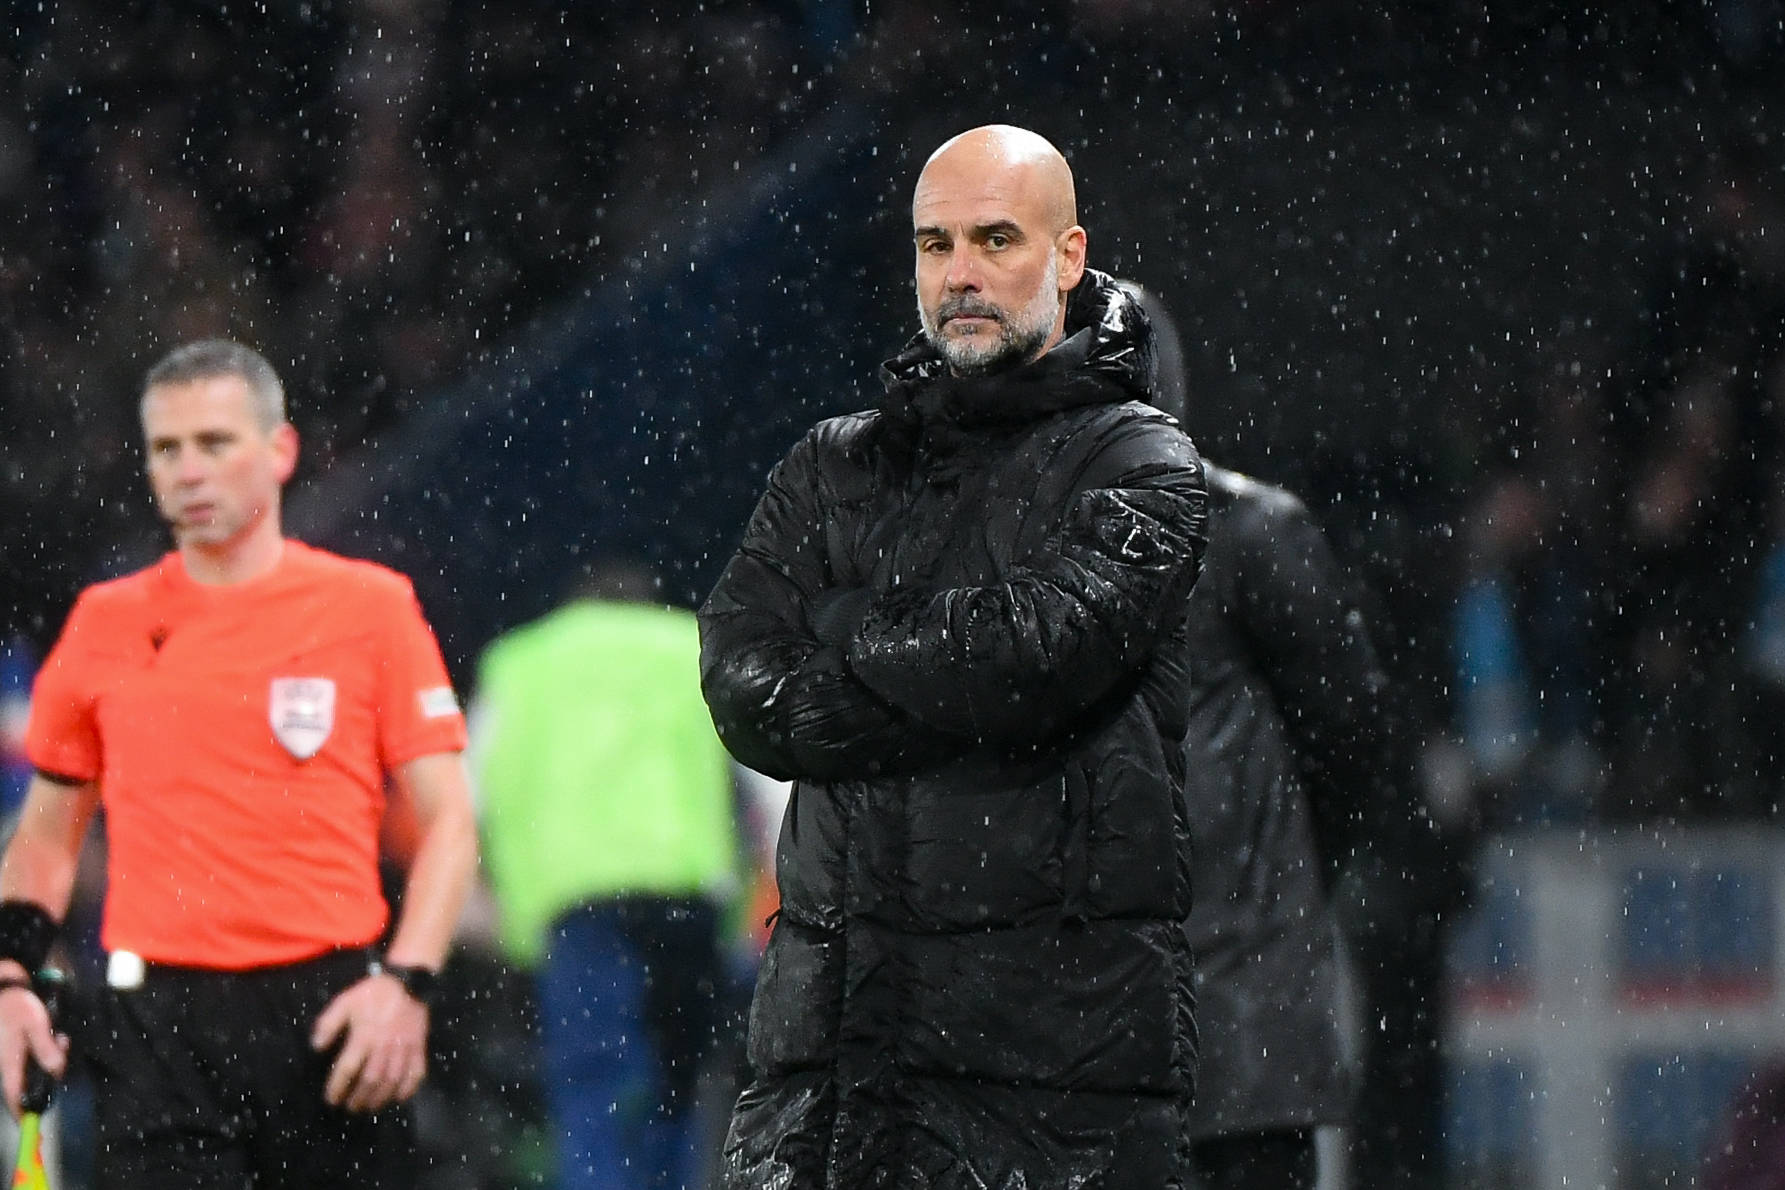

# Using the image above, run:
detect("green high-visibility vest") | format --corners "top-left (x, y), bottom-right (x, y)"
top-left (473, 599), bottom-right (739, 966)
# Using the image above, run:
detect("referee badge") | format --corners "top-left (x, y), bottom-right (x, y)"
top-left (269, 677), bottom-right (336, 760)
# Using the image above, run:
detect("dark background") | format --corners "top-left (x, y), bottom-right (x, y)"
top-left (3, 0), bottom-right (1782, 796)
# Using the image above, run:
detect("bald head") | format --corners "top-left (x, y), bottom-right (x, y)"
top-left (915, 124), bottom-right (1078, 235)
top-left (911, 125), bottom-right (1088, 374)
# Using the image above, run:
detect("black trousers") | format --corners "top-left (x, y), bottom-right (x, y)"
top-left (78, 948), bottom-right (415, 1189)
top-left (1190, 1128), bottom-right (1318, 1190)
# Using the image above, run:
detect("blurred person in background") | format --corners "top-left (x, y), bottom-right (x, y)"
top-left (470, 558), bottom-right (743, 1190)
top-left (1125, 281), bottom-right (1455, 1188)
top-left (1444, 331), bottom-right (1616, 831)
top-left (1604, 347), bottom-right (1764, 822)
top-left (1740, 442), bottom-right (1785, 820)
top-left (1601, 128), bottom-right (1785, 825)
top-left (699, 125), bottom-right (1209, 1189)
top-left (1700, 1059), bottom-right (1785, 1189)
top-left (0, 339), bottom-right (477, 1188)
top-left (0, 639), bottom-right (34, 819)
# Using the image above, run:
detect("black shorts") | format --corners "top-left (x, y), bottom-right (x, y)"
top-left (77, 947), bottom-right (415, 1190)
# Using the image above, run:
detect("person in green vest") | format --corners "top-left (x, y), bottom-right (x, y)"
top-left (471, 558), bottom-right (743, 1190)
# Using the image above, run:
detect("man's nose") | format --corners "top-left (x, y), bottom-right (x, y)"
top-left (944, 245), bottom-right (981, 292)
top-left (172, 450), bottom-right (208, 484)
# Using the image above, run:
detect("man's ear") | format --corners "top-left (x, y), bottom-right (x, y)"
top-left (272, 422), bottom-right (300, 484)
top-left (1056, 225), bottom-right (1088, 291)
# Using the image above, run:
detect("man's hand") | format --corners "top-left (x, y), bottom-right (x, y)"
top-left (0, 982), bottom-right (65, 1119)
top-left (309, 971), bottom-right (428, 1113)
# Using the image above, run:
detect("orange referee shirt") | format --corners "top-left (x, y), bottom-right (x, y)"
top-left (25, 541), bottom-right (468, 970)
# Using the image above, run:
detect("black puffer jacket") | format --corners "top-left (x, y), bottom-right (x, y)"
top-left (1177, 465), bottom-right (1391, 1137)
top-left (700, 271), bottom-right (1209, 1189)
top-left (1116, 279), bottom-right (1430, 1142)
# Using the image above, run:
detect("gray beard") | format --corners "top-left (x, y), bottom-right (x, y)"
top-left (919, 250), bottom-right (1063, 376)
top-left (925, 317), bottom-right (1053, 376)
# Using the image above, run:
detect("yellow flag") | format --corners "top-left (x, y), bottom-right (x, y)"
top-left (10, 1113), bottom-right (50, 1190)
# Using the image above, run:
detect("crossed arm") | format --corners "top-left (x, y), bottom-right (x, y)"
top-left (700, 417), bottom-right (1208, 782)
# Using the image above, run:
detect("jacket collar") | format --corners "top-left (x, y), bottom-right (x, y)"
top-left (877, 269), bottom-right (1156, 433)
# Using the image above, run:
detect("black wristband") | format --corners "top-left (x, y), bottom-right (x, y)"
top-left (369, 958), bottom-right (438, 1008)
top-left (0, 901), bottom-right (58, 974)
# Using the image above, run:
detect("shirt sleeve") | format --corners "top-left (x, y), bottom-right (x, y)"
top-left (376, 582), bottom-right (468, 769)
top-left (24, 593), bottom-right (104, 783)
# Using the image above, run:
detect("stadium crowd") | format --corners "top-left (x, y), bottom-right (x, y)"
top-left (0, 0), bottom-right (824, 643)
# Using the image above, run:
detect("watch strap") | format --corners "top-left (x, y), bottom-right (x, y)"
top-left (369, 957), bottom-right (439, 1008)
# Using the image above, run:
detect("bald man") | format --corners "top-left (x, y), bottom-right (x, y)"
top-left (911, 125), bottom-right (1086, 374)
top-left (700, 125), bottom-right (1210, 1188)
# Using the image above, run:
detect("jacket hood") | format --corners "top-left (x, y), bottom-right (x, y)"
top-left (877, 268), bottom-right (1157, 433)
top-left (1114, 279), bottom-right (1189, 426)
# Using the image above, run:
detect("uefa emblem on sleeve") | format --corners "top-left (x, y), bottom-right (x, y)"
top-left (269, 677), bottom-right (337, 760)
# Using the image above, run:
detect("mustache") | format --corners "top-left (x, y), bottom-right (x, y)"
top-left (937, 297), bottom-right (1003, 322)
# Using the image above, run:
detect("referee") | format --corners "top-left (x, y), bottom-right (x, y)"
top-left (0, 340), bottom-right (478, 1187)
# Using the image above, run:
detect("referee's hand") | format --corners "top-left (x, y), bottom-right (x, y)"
top-left (0, 979), bottom-right (65, 1119)
top-left (310, 972), bottom-right (428, 1113)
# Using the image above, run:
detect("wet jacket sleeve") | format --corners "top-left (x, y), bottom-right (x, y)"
top-left (1224, 490), bottom-right (1415, 877)
top-left (845, 418), bottom-right (1208, 745)
top-left (699, 432), bottom-right (964, 783)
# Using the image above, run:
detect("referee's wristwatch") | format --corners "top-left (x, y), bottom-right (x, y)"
top-left (370, 957), bottom-right (439, 1009)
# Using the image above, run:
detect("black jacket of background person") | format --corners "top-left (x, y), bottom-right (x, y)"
top-left (699, 272), bottom-right (1210, 1190)
top-left (1178, 463), bottom-right (1392, 1137)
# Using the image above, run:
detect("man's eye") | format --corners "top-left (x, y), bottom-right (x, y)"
top-left (987, 234), bottom-right (1009, 249)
